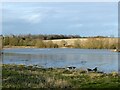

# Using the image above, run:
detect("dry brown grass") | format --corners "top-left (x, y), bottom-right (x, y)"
top-left (44, 38), bottom-right (118, 49)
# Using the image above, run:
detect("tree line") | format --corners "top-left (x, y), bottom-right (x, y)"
top-left (2, 34), bottom-right (81, 48)
top-left (1, 34), bottom-right (118, 49)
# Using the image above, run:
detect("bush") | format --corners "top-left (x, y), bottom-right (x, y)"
top-left (35, 39), bottom-right (45, 48)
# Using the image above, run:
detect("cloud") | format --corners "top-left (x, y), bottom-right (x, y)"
top-left (18, 7), bottom-right (58, 24)
top-left (3, 7), bottom-right (52, 24)
top-left (20, 13), bottom-right (45, 24)
top-left (55, 9), bottom-right (80, 14)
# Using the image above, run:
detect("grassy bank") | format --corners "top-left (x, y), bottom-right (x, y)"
top-left (2, 64), bottom-right (120, 88)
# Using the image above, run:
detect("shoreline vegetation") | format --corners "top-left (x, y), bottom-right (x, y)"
top-left (2, 64), bottom-right (120, 88)
top-left (1, 34), bottom-right (119, 50)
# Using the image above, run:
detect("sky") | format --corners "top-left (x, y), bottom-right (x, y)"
top-left (2, 2), bottom-right (118, 37)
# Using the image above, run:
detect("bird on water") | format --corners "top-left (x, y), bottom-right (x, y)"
top-left (87, 67), bottom-right (97, 72)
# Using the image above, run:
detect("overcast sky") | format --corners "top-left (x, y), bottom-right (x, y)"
top-left (2, 2), bottom-right (118, 37)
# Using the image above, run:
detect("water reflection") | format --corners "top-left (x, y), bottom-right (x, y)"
top-left (3, 48), bottom-right (118, 73)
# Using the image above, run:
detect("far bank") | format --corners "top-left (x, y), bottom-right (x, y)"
top-left (2, 37), bottom-right (119, 49)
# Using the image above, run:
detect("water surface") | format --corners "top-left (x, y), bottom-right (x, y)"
top-left (2, 48), bottom-right (118, 73)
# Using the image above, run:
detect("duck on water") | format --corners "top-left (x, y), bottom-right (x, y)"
top-left (112, 49), bottom-right (120, 52)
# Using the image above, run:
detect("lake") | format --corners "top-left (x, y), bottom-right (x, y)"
top-left (1, 48), bottom-right (119, 73)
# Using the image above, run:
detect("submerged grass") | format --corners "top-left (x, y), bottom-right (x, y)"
top-left (2, 64), bottom-right (120, 88)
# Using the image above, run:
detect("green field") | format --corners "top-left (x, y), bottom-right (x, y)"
top-left (2, 64), bottom-right (120, 88)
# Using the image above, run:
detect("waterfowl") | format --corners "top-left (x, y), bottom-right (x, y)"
top-left (87, 67), bottom-right (97, 72)
top-left (93, 67), bottom-right (97, 72)
top-left (112, 49), bottom-right (120, 52)
top-left (67, 66), bottom-right (76, 70)
top-left (87, 68), bottom-right (93, 72)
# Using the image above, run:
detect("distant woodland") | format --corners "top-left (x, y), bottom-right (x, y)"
top-left (1, 34), bottom-right (119, 49)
